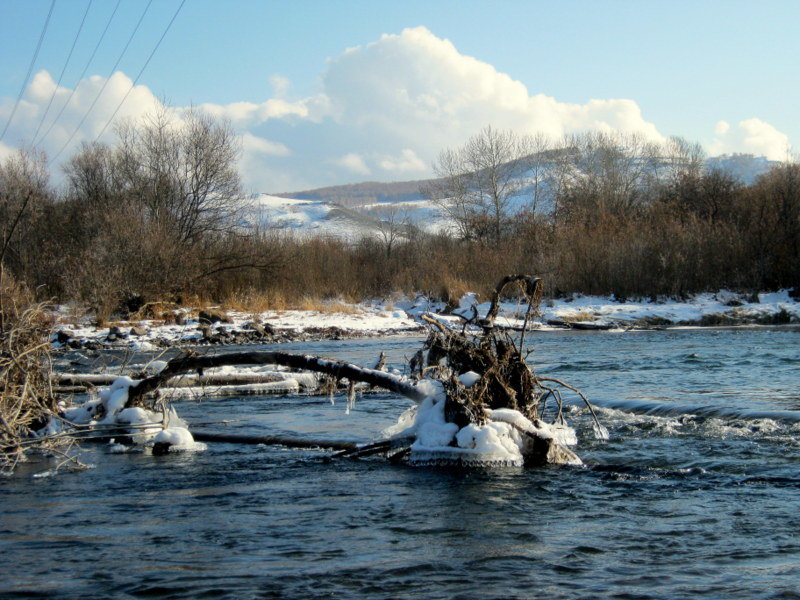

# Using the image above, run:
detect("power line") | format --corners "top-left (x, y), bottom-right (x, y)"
top-left (49, 0), bottom-right (154, 165)
top-left (0, 0), bottom-right (56, 142)
top-left (93, 0), bottom-right (187, 143)
top-left (31, 0), bottom-right (94, 146)
top-left (36, 0), bottom-right (121, 147)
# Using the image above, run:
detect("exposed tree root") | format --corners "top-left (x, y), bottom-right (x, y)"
top-left (4, 274), bottom-right (602, 470)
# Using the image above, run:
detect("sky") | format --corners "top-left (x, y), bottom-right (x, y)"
top-left (0, 0), bottom-right (797, 193)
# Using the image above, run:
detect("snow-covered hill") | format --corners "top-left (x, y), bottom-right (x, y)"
top-left (252, 153), bottom-right (781, 239)
top-left (244, 194), bottom-right (452, 240)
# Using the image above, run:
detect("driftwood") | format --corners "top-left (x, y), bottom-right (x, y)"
top-left (130, 274), bottom-right (597, 465)
top-left (126, 350), bottom-right (427, 407)
top-left (56, 372), bottom-right (287, 388)
top-left (44, 274), bottom-right (601, 468)
top-left (189, 430), bottom-right (357, 451)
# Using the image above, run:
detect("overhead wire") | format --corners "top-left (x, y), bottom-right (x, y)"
top-left (0, 0), bottom-right (57, 142)
top-left (92, 0), bottom-right (187, 143)
top-left (31, 0), bottom-right (94, 146)
top-left (36, 0), bottom-right (122, 147)
top-left (48, 0), bottom-right (155, 165)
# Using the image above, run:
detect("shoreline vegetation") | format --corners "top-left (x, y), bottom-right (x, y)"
top-left (0, 120), bottom-right (797, 334)
top-left (51, 288), bottom-right (799, 351)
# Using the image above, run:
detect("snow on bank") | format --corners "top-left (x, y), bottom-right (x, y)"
top-left (397, 289), bottom-right (800, 331)
top-left (51, 289), bottom-right (798, 351)
top-left (51, 303), bottom-right (424, 350)
top-left (539, 290), bottom-right (799, 329)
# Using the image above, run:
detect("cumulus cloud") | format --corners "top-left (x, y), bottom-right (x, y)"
top-left (378, 149), bottom-right (426, 174)
top-left (242, 132), bottom-right (290, 157)
top-left (0, 69), bottom-right (163, 160)
top-left (322, 26), bottom-right (665, 150)
top-left (709, 118), bottom-right (790, 161)
top-left (196, 95), bottom-right (328, 127)
top-left (1, 26), bottom-right (793, 191)
top-left (332, 152), bottom-right (371, 175)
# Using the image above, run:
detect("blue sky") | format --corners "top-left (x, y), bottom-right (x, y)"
top-left (1, 0), bottom-right (797, 192)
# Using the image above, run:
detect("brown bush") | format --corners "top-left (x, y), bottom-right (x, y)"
top-left (0, 277), bottom-right (57, 473)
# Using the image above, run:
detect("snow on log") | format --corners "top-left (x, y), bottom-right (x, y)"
top-left (127, 350), bottom-right (428, 406)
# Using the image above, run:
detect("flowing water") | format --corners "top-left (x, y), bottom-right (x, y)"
top-left (2, 328), bottom-right (799, 599)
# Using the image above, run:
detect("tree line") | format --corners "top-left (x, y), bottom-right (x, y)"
top-left (422, 126), bottom-right (799, 300)
top-left (1, 115), bottom-right (798, 321)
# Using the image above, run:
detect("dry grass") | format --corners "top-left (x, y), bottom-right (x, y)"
top-left (296, 297), bottom-right (363, 315)
top-left (439, 275), bottom-right (473, 309)
top-left (560, 311), bottom-right (598, 324)
top-left (221, 292), bottom-right (281, 313)
top-left (220, 291), bottom-right (364, 315)
top-left (0, 278), bottom-right (59, 473)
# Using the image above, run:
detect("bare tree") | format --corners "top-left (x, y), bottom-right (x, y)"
top-left (423, 126), bottom-right (544, 245)
top-left (114, 107), bottom-right (244, 244)
top-left (361, 202), bottom-right (415, 258)
top-left (53, 108), bottom-right (281, 311)
top-left (62, 142), bottom-right (116, 211)
top-left (749, 163), bottom-right (800, 289)
top-left (0, 149), bottom-right (52, 287)
top-left (552, 131), bottom-right (677, 221)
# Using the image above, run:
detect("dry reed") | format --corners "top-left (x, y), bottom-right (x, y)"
top-left (0, 280), bottom-right (59, 474)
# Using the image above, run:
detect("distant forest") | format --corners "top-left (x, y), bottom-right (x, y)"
top-left (1, 115), bottom-right (798, 320)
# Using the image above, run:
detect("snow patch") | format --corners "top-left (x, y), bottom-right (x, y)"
top-left (384, 382), bottom-right (582, 466)
top-left (458, 371), bottom-right (481, 388)
top-left (152, 427), bottom-right (206, 452)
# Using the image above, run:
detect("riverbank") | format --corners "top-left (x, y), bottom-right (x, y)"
top-left (50, 289), bottom-right (799, 351)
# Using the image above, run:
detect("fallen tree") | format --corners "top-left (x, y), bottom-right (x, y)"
top-left (7, 274), bottom-right (604, 471)
top-left (112, 274), bottom-right (600, 466)
top-left (126, 350), bottom-right (427, 404)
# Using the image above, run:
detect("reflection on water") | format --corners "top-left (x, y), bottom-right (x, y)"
top-left (1, 328), bottom-right (800, 599)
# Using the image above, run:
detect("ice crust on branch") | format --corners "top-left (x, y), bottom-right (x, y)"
top-left (42, 274), bottom-right (599, 468)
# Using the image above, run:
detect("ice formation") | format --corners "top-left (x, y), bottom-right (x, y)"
top-left (382, 380), bottom-right (583, 467)
top-left (58, 376), bottom-right (201, 453)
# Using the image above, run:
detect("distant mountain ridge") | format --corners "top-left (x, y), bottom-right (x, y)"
top-left (275, 179), bottom-right (433, 207)
top-left (276, 154), bottom-right (779, 206)
top-left (704, 154), bottom-right (780, 184)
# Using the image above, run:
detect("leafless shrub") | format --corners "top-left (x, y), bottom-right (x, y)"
top-left (0, 278), bottom-right (58, 474)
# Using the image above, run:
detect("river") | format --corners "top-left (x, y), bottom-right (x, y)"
top-left (1, 328), bottom-right (799, 599)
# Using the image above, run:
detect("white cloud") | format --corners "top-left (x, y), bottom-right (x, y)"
top-left (321, 26), bottom-right (665, 150)
top-left (332, 152), bottom-right (370, 175)
top-left (269, 74), bottom-right (291, 98)
top-left (2, 26), bottom-right (793, 191)
top-left (378, 149), bottom-right (426, 174)
top-left (0, 69), bottom-right (164, 160)
top-left (242, 132), bottom-right (290, 157)
top-left (0, 140), bottom-right (15, 162)
top-left (709, 118), bottom-right (790, 160)
top-left (196, 95), bottom-right (328, 127)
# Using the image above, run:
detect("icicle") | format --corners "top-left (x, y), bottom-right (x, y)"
top-left (345, 380), bottom-right (356, 415)
top-left (593, 423), bottom-right (610, 440)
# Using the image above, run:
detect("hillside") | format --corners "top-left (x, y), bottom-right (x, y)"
top-left (277, 154), bottom-right (777, 207)
top-left (275, 179), bottom-right (434, 206)
top-left (244, 194), bottom-right (451, 240)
